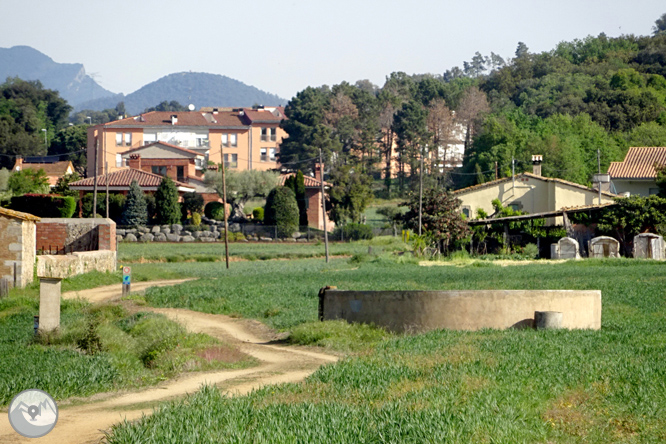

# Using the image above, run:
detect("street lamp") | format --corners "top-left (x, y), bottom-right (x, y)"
top-left (41, 129), bottom-right (47, 149)
top-left (86, 116), bottom-right (92, 125)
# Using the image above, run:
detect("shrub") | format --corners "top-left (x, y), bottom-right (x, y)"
top-left (252, 207), bottom-right (264, 222)
top-left (155, 177), bottom-right (181, 225)
top-left (9, 194), bottom-right (76, 217)
top-left (205, 201), bottom-right (226, 220)
top-left (182, 192), bottom-right (204, 216)
top-left (121, 181), bottom-right (148, 227)
top-left (334, 223), bottom-right (374, 241)
top-left (191, 212), bottom-right (202, 226)
top-left (264, 186), bottom-right (299, 238)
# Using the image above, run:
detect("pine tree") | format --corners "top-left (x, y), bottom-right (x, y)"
top-left (121, 180), bottom-right (147, 227)
top-left (155, 176), bottom-right (181, 225)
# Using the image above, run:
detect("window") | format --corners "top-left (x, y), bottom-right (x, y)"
top-left (270, 128), bottom-right (277, 141)
top-left (261, 128), bottom-right (269, 142)
top-left (124, 132), bottom-right (132, 146)
top-left (260, 148), bottom-right (268, 162)
top-left (462, 206), bottom-right (471, 218)
top-left (196, 137), bottom-right (209, 147)
top-left (116, 154), bottom-right (122, 168)
top-left (151, 166), bottom-right (167, 176)
top-left (177, 166), bottom-right (185, 182)
top-left (509, 202), bottom-right (522, 211)
top-left (115, 133), bottom-right (123, 146)
top-left (221, 134), bottom-right (228, 147)
top-left (269, 148), bottom-right (276, 161)
top-left (230, 134), bottom-right (237, 147)
top-left (649, 188), bottom-right (660, 195)
top-left (224, 153), bottom-right (238, 168)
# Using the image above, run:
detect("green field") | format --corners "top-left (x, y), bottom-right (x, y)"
top-left (118, 236), bottom-right (407, 263)
top-left (104, 257), bottom-right (666, 443)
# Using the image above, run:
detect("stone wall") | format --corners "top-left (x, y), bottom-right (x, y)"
top-left (37, 250), bottom-right (117, 279)
top-left (0, 215), bottom-right (37, 288)
top-left (320, 289), bottom-right (602, 333)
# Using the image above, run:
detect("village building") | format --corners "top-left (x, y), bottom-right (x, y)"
top-left (12, 158), bottom-right (75, 186)
top-left (86, 106), bottom-right (286, 179)
top-left (608, 147), bottom-right (666, 197)
top-left (455, 156), bottom-right (618, 225)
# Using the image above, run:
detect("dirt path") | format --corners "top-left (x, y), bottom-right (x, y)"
top-left (0, 281), bottom-right (338, 444)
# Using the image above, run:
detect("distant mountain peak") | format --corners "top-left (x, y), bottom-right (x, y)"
top-left (0, 45), bottom-right (115, 106)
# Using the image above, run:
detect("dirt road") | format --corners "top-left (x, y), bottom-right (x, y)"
top-left (0, 281), bottom-right (338, 444)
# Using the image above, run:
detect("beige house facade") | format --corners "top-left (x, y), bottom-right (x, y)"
top-left (455, 172), bottom-right (618, 225)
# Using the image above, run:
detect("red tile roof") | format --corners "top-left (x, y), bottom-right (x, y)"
top-left (278, 173), bottom-right (330, 188)
top-left (69, 168), bottom-right (191, 189)
top-left (608, 147), bottom-right (666, 179)
top-left (243, 109), bottom-right (283, 123)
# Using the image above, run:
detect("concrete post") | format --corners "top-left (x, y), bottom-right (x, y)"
top-left (534, 311), bottom-right (563, 330)
top-left (38, 278), bottom-right (62, 332)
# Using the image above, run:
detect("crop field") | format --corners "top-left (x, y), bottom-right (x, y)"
top-left (118, 237), bottom-right (406, 263)
top-left (105, 257), bottom-right (666, 443)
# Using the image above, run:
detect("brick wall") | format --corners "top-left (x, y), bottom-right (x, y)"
top-left (36, 219), bottom-right (117, 253)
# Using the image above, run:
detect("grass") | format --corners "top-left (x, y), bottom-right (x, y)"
top-left (105, 258), bottom-right (666, 443)
top-left (0, 291), bottom-right (255, 406)
top-left (117, 236), bottom-right (409, 263)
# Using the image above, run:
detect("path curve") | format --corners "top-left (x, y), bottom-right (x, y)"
top-left (0, 281), bottom-right (338, 444)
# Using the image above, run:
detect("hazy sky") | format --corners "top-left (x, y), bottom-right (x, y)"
top-left (1, 1), bottom-right (664, 101)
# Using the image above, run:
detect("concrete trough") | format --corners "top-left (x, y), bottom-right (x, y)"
top-left (319, 288), bottom-right (601, 333)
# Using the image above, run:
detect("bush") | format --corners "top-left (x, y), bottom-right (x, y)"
top-left (10, 194), bottom-right (76, 217)
top-left (252, 207), bottom-right (264, 222)
top-left (182, 192), bottom-right (204, 216)
top-left (204, 202), bottom-right (226, 220)
top-left (264, 186), bottom-right (299, 238)
top-left (191, 212), bottom-right (202, 226)
top-left (334, 223), bottom-right (374, 241)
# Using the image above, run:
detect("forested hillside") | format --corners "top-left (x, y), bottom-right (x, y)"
top-left (280, 15), bottom-right (666, 197)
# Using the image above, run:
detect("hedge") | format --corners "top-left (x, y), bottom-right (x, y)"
top-left (204, 201), bottom-right (226, 220)
top-left (9, 194), bottom-right (76, 218)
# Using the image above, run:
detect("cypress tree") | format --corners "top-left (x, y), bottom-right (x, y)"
top-left (155, 176), bottom-right (181, 224)
top-left (264, 186), bottom-right (299, 238)
top-left (121, 180), bottom-right (147, 227)
top-left (284, 171), bottom-right (308, 227)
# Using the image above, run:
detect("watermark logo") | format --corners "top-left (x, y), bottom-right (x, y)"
top-left (8, 389), bottom-right (58, 438)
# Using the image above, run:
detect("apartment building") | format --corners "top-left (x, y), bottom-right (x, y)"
top-left (86, 106), bottom-right (286, 178)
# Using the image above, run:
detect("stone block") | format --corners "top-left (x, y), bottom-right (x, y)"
top-left (39, 278), bottom-right (61, 332)
top-left (181, 235), bottom-right (195, 242)
top-left (154, 233), bottom-right (167, 242)
top-left (151, 226), bottom-right (161, 233)
top-left (167, 233), bottom-right (181, 242)
top-left (125, 233), bottom-right (138, 242)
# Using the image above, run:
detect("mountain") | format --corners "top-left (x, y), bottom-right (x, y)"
top-left (0, 46), bottom-right (116, 107)
top-left (75, 72), bottom-right (288, 114)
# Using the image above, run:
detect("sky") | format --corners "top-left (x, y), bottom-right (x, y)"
top-left (1, 1), bottom-right (664, 101)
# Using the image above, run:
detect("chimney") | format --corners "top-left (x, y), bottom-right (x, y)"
top-left (14, 156), bottom-right (23, 171)
top-left (314, 163), bottom-right (322, 181)
top-left (128, 154), bottom-right (141, 170)
top-left (532, 155), bottom-right (543, 176)
top-left (171, 114), bottom-right (178, 125)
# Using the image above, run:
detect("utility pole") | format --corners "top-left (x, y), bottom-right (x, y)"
top-left (511, 156), bottom-right (515, 197)
top-left (597, 149), bottom-right (602, 205)
top-left (319, 148), bottom-right (329, 263)
top-left (92, 140), bottom-right (98, 218)
top-left (495, 161), bottom-right (498, 180)
top-left (221, 143), bottom-right (230, 269)
top-left (105, 161), bottom-right (109, 219)
top-left (418, 145), bottom-right (424, 236)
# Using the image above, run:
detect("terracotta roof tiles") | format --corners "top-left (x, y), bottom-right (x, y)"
top-left (69, 168), bottom-right (190, 189)
top-left (608, 147), bottom-right (666, 179)
top-left (278, 173), bottom-right (330, 188)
